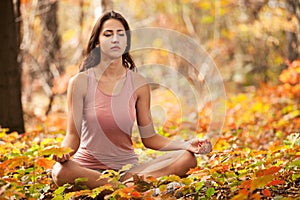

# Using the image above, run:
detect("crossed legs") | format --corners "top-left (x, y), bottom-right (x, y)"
top-left (122, 150), bottom-right (197, 181)
top-left (52, 160), bottom-right (108, 188)
top-left (52, 150), bottom-right (197, 188)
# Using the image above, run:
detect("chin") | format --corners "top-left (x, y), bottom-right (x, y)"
top-left (109, 52), bottom-right (124, 59)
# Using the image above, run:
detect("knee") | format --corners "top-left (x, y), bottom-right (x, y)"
top-left (52, 162), bottom-right (69, 186)
top-left (184, 150), bottom-right (197, 168)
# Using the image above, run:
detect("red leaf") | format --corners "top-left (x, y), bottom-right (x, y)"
top-left (240, 188), bottom-right (248, 195)
top-left (267, 179), bottom-right (285, 186)
top-left (122, 186), bottom-right (134, 194)
top-left (262, 189), bottom-right (271, 197)
top-left (238, 180), bottom-right (251, 189)
top-left (131, 191), bottom-right (142, 198)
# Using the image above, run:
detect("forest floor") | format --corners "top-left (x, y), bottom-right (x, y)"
top-left (1, 68), bottom-right (300, 199)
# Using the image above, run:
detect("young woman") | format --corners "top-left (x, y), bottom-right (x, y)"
top-left (51, 10), bottom-right (212, 189)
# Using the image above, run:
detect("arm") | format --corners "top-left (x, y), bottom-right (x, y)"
top-left (134, 74), bottom-right (205, 153)
top-left (53, 73), bottom-right (87, 162)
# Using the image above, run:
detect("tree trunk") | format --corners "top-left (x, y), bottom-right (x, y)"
top-left (101, 0), bottom-right (113, 12)
top-left (0, 0), bottom-right (25, 133)
top-left (38, 0), bottom-right (62, 86)
top-left (38, 0), bottom-right (62, 115)
top-left (286, 0), bottom-right (300, 61)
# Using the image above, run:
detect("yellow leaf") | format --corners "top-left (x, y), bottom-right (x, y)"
top-left (230, 192), bottom-right (248, 200)
top-left (250, 175), bottom-right (274, 191)
top-left (39, 146), bottom-right (72, 157)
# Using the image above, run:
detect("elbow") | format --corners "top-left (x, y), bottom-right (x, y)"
top-left (141, 135), bottom-right (161, 150)
top-left (142, 141), bottom-right (151, 149)
top-left (141, 139), bottom-right (156, 150)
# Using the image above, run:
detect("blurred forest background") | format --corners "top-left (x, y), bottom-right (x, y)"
top-left (1, 0), bottom-right (300, 133)
top-left (1, 1), bottom-right (300, 199)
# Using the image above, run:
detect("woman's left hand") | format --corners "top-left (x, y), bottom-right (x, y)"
top-left (187, 138), bottom-right (212, 154)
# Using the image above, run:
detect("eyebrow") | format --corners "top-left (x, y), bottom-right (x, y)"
top-left (103, 29), bottom-right (125, 33)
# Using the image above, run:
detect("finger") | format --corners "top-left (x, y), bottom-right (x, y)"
top-left (62, 154), bottom-right (68, 160)
top-left (66, 153), bottom-right (70, 160)
top-left (63, 154), bottom-right (70, 162)
top-left (52, 155), bottom-right (59, 162)
top-left (59, 154), bottom-right (70, 163)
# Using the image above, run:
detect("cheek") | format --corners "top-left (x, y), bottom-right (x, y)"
top-left (99, 38), bottom-right (111, 49)
top-left (99, 43), bottom-right (108, 53)
top-left (120, 37), bottom-right (128, 48)
top-left (99, 36), bottom-right (109, 44)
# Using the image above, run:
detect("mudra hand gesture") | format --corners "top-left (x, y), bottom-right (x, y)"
top-left (187, 139), bottom-right (212, 154)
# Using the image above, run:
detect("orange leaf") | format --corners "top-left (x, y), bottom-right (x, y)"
top-left (187, 166), bottom-right (202, 174)
top-left (146, 176), bottom-right (157, 182)
top-left (4, 156), bottom-right (30, 169)
top-left (221, 164), bottom-right (230, 172)
top-left (35, 157), bottom-right (55, 169)
top-left (230, 192), bottom-right (248, 200)
top-left (122, 186), bottom-right (134, 194)
top-left (256, 166), bottom-right (281, 177)
top-left (262, 189), bottom-right (271, 197)
top-left (20, 0), bottom-right (32, 4)
top-left (240, 188), bottom-right (248, 195)
top-left (238, 180), bottom-right (251, 189)
top-left (0, 162), bottom-right (8, 176)
top-left (251, 193), bottom-right (261, 200)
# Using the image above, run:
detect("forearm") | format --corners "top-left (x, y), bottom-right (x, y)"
top-left (142, 134), bottom-right (190, 151)
top-left (61, 133), bottom-right (80, 156)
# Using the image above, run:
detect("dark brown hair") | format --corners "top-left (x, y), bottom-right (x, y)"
top-left (80, 11), bottom-right (136, 72)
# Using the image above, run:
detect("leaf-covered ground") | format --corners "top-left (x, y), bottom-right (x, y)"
top-left (1, 61), bottom-right (300, 200)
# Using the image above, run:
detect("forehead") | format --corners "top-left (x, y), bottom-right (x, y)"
top-left (101, 19), bottom-right (125, 31)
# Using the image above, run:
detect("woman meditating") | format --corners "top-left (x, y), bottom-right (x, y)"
top-left (51, 10), bottom-right (212, 189)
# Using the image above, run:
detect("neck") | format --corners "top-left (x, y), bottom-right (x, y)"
top-left (95, 57), bottom-right (126, 79)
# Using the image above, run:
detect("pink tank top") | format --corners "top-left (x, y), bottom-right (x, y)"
top-left (73, 68), bottom-right (138, 170)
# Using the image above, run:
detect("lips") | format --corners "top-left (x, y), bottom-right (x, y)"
top-left (111, 46), bottom-right (121, 50)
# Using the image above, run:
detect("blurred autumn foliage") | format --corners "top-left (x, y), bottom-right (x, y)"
top-left (17, 0), bottom-right (300, 120)
top-left (1, 0), bottom-right (300, 199)
top-left (0, 60), bottom-right (299, 199)
top-left (279, 59), bottom-right (300, 97)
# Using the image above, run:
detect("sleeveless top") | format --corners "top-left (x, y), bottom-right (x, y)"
top-left (72, 68), bottom-right (138, 170)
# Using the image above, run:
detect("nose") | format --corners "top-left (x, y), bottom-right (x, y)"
top-left (112, 34), bottom-right (119, 43)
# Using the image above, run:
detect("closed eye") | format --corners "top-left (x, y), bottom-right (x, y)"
top-left (117, 30), bottom-right (125, 36)
top-left (103, 30), bottom-right (113, 37)
top-left (102, 30), bottom-right (125, 37)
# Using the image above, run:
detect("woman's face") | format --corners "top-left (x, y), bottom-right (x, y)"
top-left (98, 19), bottom-right (127, 60)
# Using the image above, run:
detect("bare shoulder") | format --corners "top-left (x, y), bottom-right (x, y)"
top-left (70, 71), bottom-right (88, 84)
top-left (131, 71), bottom-right (150, 94)
top-left (68, 71), bottom-right (89, 97)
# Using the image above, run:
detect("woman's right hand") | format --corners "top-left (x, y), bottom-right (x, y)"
top-left (52, 153), bottom-right (70, 163)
